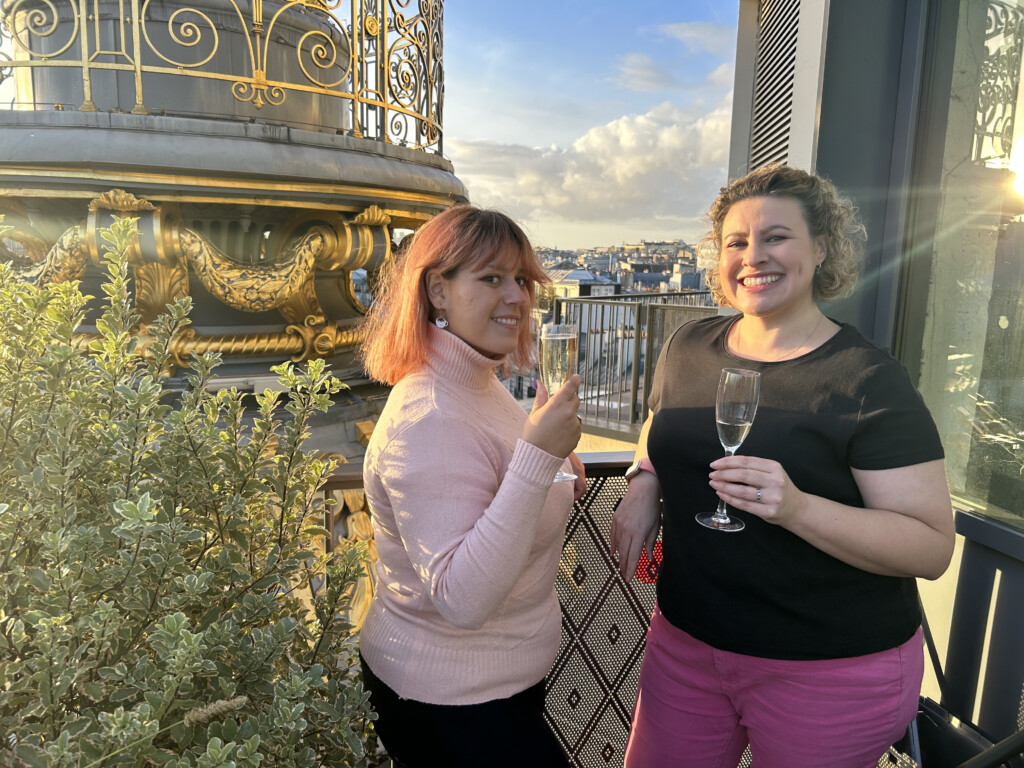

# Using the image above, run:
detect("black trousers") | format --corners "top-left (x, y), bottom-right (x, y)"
top-left (360, 654), bottom-right (570, 768)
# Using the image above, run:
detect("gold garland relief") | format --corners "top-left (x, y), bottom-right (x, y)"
top-left (178, 226), bottom-right (321, 313)
top-left (6, 191), bottom-right (391, 363)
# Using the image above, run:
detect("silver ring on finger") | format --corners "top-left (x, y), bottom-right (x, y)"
top-left (756, 487), bottom-right (762, 502)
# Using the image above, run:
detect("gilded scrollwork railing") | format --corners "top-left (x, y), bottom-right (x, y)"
top-left (974, 0), bottom-right (1024, 166)
top-left (0, 0), bottom-right (443, 151)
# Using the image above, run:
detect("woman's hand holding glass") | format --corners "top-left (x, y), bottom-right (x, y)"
top-left (696, 368), bottom-right (760, 532)
top-left (522, 373), bottom-right (582, 462)
top-left (709, 454), bottom-right (802, 526)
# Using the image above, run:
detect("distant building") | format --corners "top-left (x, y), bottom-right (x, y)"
top-left (580, 252), bottom-right (619, 273)
top-left (536, 241), bottom-right (702, 294)
top-left (545, 267), bottom-right (620, 299)
top-left (630, 272), bottom-right (670, 292)
top-left (622, 239), bottom-right (695, 260)
top-left (618, 260), bottom-right (671, 292)
top-left (668, 262), bottom-right (703, 291)
top-left (536, 247), bottom-right (577, 267)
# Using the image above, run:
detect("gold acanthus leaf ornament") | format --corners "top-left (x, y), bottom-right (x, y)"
top-left (353, 205), bottom-right (391, 227)
top-left (134, 262), bottom-right (190, 324)
top-left (89, 190), bottom-right (157, 212)
top-left (316, 449), bottom-right (378, 632)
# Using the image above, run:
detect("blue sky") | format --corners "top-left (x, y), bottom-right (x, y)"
top-left (442, 1), bottom-right (739, 249)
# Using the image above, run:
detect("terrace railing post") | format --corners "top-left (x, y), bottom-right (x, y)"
top-left (642, 305), bottom-right (657, 423)
top-left (629, 302), bottom-right (644, 424)
top-left (581, 299), bottom-right (594, 420)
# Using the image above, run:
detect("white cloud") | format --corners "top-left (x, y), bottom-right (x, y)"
top-left (611, 26), bottom-right (736, 95)
top-left (447, 97), bottom-right (733, 248)
top-left (707, 62), bottom-right (734, 89)
top-left (611, 53), bottom-right (678, 92)
top-left (658, 22), bottom-right (736, 55)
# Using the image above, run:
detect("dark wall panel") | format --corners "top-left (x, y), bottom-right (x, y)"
top-left (815, 0), bottom-right (910, 346)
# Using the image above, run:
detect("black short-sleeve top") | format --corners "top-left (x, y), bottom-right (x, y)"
top-left (647, 314), bottom-right (944, 660)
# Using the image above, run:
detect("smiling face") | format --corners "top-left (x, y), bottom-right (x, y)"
top-left (718, 195), bottom-right (826, 322)
top-left (426, 251), bottom-right (531, 358)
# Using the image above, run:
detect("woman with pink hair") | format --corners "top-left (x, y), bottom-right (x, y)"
top-left (358, 205), bottom-right (583, 767)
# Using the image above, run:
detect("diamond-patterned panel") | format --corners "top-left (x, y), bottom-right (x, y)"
top-left (620, 642), bottom-right (644, 710)
top-left (545, 471), bottom-right (660, 767)
top-left (580, 581), bottom-right (648, 689)
top-left (545, 643), bottom-right (609, 752)
top-left (572, 698), bottom-right (634, 767)
top-left (557, 523), bottom-right (612, 628)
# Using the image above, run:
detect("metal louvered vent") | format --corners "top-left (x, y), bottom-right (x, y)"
top-left (749, 0), bottom-right (799, 169)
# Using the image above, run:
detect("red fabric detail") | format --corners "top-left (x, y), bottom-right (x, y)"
top-left (634, 540), bottom-right (662, 584)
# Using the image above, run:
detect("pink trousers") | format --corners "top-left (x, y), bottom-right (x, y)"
top-left (624, 606), bottom-right (923, 768)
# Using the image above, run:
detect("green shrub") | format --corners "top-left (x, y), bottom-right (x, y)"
top-left (0, 218), bottom-right (380, 767)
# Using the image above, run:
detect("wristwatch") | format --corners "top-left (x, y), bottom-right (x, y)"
top-left (624, 458), bottom-right (656, 483)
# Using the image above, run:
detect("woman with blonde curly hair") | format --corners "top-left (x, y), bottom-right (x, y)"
top-left (611, 164), bottom-right (954, 767)
top-left (358, 204), bottom-right (582, 767)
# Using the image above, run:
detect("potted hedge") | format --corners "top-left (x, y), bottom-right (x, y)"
top-left (0, 218), bottom-right (380, 767)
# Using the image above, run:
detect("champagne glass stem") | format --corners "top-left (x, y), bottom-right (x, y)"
top-left (711, 447), bottom-right (736, 525)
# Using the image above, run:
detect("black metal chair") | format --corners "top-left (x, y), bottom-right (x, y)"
top-left (886, 609), bottom-right (1024, 768)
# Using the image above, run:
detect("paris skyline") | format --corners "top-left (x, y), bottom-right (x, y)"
top-left (443, 0), bottom-right (739, 250)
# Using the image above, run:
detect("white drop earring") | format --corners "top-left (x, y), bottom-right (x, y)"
top-left (435, 315), bottom-right (449, 329)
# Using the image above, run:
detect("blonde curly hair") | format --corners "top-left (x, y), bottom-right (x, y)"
top-left (696, 164), bottom-right (867, 307)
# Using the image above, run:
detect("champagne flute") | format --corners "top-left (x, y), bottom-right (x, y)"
top-left (540, 322), bottom-right (579, 482)
top-left (696, 367), bottom-right (760, 532)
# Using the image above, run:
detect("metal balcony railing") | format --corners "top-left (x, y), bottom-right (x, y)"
top-left (0, 0), bottom-right (444, 151)
top-left (552, 292), bottom-right (718, 434)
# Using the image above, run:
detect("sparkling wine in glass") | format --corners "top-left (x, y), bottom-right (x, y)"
top-left (540, 323), bottom-right (579, 482)
top-left (696, 367), bottom-right (760, 532)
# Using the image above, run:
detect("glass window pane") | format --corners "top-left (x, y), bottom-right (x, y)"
top-left (917, 0), bottom-right (1024, 532)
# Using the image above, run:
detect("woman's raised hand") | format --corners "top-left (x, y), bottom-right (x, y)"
top-left (522, 375), bottom-right (582, 459)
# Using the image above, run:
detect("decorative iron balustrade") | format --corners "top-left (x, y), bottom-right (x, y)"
top-left (975, 0), bottom-right (1024, 165)
top-left (0, 0), bottom-right (443, 151)
top-left (553, 292), bottom-right (718, 433)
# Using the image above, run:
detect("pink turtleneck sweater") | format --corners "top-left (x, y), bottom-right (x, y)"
top-left (358, 325), bottom-right (573, 705)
